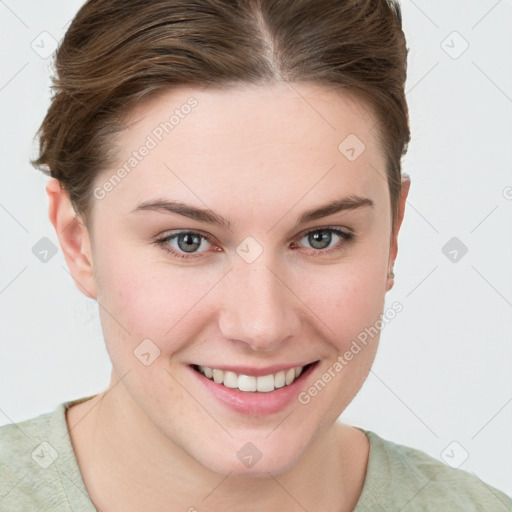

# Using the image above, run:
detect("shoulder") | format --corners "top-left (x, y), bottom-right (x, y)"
top-left (355, 429), bottom-right (512, 512)
top-left (0, 409), bottom-right (66, 510)
top-left (0, 398), bottom-right (97, 512)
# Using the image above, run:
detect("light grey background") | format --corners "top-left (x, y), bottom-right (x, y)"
top-left (1, 0), bottom-right (511, 497)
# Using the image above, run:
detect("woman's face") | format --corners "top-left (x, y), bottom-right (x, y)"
top-left (81, 82), bottom-right (403, 476)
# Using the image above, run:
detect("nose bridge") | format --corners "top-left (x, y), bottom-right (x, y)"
top-left (219, 251), bottom-right (299, 351)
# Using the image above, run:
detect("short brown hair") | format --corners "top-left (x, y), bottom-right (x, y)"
top-left (31, 0), bottom-right (410, 232)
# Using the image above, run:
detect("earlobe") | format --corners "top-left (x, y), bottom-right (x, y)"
top-left (46, 178), bottom-right (98, 299)
top-left (386, 174), bottom-right (411, 292)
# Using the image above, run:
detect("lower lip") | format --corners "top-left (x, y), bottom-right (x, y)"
top-left (188, 363), bottom-right (318, 416)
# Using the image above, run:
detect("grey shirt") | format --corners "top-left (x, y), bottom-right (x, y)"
top-left (1, 395), bottom-right (511, 511)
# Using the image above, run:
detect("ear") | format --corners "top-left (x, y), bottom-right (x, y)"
top-left (386, 174), bottom-right (411, 292)
top-left (46, 178), bottom-right (98, 299)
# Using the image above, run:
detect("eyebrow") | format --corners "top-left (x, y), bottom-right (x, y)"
top-left (130, 194), bottom-right (374, 230)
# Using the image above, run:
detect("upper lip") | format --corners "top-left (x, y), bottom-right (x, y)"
top-left (191, 361), bottom-right (318, 377)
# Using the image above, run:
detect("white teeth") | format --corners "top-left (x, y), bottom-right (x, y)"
top-left (223, 371), bottom-right (238, 389)
top-left (212, 369), bottom-right (224, 384)
top-left (256, 374), bottom-right (275, 392)
top-left (285, 368), bottom-right (295, 385)
top-left (197, 365), bottom-right (307, 392)
top-left (274, 371), bottom-right (286, 388)
top-left (238, 375), bottom-right (257, 392)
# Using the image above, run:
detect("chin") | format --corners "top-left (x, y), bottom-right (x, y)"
top-left (195, 437), bottom-right (308, 478)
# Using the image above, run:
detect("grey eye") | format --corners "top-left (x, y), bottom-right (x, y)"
top-left (305, 230), bottom-right (335, 250)
top-left (163, 232), bottom-right (211, 254)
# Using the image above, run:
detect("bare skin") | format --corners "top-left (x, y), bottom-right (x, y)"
top-left (66, 393), bottom-right (370, 511)
top-left (48, 81), bottom-right (410, 511)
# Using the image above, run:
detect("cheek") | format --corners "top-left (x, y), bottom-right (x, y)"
top-left (293, 267), bottom-right (386, 415)
top-left (94, 219), bottom-right (389, 362)
top-left (302, 255), bottom-right (388, 348)
top-left (94, 244), bottom-right (218, 357)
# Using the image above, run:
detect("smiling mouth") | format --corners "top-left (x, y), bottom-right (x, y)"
top-left (191, 362), bottom-right (318, 392)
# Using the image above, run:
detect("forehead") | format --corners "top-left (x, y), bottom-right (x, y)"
top-left (122, 82), bottom-right (381, 154)
top-left (96, 82), bottom-right (387, 216)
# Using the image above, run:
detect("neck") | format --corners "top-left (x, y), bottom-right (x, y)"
top-left (66, 382), bottom-right (369, 511)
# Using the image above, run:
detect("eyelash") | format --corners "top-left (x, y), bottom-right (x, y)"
top-left (154, 226), bottom-right (355, 260)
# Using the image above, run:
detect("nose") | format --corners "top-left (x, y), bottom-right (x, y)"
top-left (218, 254), bottom-right (301, 352)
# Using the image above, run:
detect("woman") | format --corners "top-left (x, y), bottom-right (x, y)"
top-left (1, 0), bottom-right (510, 510)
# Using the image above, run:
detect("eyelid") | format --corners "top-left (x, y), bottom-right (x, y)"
top-left (292, 225), bottom-right (355, 256)
top-left (155, 228), bottom-right (216, 243)
top-left (294, 224), bottom-right (354, 240)
top-left (154, 229), bottom-right (216, 259)
top-left (154, 225), bottom-right (355, 259)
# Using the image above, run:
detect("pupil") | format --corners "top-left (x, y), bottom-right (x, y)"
top-left (178, 233), bottom-right (200, 252)
top-left (310, 231), bottom-right (330, 249)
